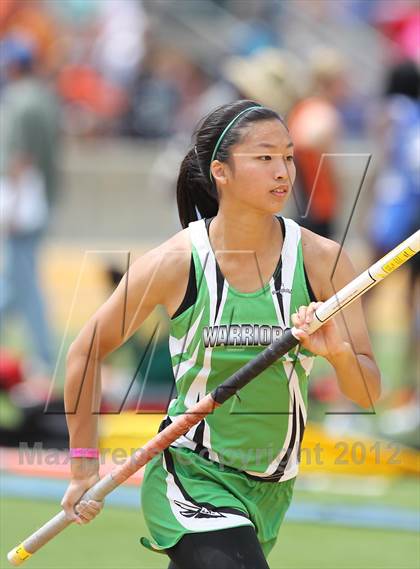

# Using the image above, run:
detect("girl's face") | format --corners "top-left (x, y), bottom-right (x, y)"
top-left (212, 119), bottom-right (296, 214)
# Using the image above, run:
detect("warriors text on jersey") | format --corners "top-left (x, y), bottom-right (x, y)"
top-left (165, 217), bottom-right (314, 482)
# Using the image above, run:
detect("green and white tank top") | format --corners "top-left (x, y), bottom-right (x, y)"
top-left (165, 216), bottom-right (315, 482)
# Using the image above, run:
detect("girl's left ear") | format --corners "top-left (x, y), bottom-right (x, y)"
top-left (211, 160), bottom-right (229, 185)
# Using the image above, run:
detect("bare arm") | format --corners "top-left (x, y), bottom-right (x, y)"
top-left (65, 233), bottom-right (191, 445)
top-left (64, 260), bottom-right (156, 447)
top-left (299, 232), bottom-right (381, 409)
top-left (61, 231), bottom-right (190, 521)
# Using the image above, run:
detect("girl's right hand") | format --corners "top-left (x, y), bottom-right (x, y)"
top-left (61, 465), bottom-right (103, 525)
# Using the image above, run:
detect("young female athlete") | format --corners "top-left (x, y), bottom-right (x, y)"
top-left (61, 100), bottom-right (381, 569)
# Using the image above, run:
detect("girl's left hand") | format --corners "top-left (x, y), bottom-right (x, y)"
top-left (291, 302), bottom-right (348, 360)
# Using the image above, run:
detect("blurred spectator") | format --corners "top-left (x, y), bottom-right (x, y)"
top-left (368, 59), bottom-right (420, 433)
top-left (228, 2), bottom-right (281, 56)
top-left (57, 64), bottom-right (127, 136)
top-left (120, 45), bottom-right (183, 139)
top-left (48, 0), bottom-right (99, 26)
top-left (0, 33), bottom-right (60, 373)
top-left (143, 56), bottom-right (237, 196)
top-left (0, 0), bottom-right (60, 76)
top-left (368, 60), bottom-right (420, 255)
top-left (0, 348), bottom-right (23, 391)
top-left (223, 48), bottom-right (305, 118)
top-left (54, 1), bottom-right (133, 136)
top-left (341, 0), bottom-right (379, 23)
top-left (0, 347), bottom-right (67, 447)
top-left (92, 0), bottom-right (147, 89)
top-left (180, 63), bottom-right (238, 132)
top-left (52, 0), bottom-right (147, 137)
top-left (288, 48), bottom-right (346, 238)
top-left (372, 0), bottom-right (420, 63)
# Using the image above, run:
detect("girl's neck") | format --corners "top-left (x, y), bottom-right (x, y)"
top-left (209, 206), bottom-right (282, 254)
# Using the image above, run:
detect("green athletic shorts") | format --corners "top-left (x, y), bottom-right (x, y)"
top-left (140, 446), bottom-right (295, 557)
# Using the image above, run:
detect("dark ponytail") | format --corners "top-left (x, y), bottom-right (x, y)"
top-left (176, 99), bottom-right (284, 228)
top-left (176, 147), bottom-right (219, 229)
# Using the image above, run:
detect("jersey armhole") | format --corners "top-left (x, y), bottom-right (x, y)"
top-left (171, 254), bottom-right (197, 319)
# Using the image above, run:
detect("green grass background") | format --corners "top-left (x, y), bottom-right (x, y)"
top-left (1, 492), bottom-right (419, 569)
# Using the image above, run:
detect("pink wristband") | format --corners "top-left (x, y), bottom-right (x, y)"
top-left (69, 448), bottom-right (99, 459)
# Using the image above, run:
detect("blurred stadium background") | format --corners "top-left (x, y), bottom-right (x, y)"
top-left (0, 1), bottom-right (419, 568)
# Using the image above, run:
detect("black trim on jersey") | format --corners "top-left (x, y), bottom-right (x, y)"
top-left (245, 393), bottom-right (298, 483)
top-left (159, 416), bottom-right (211, 462)
top-left (273, 216), bottom-right (285, 279)
top-left (272, 216), bottom-right (286, 323)
top-left (277, 215), bottom-right (316, 303)
top-left (271, 216), bottom-right (284, 282)
top-left (273, 260), bottom-right (285, 325)
top-left (158, 415), bottom-right (172, 432)
top-left (271, 392), bottom-right (298, 480)
top-left (172, 256), bottom-right (197, 319)
top-left (164, 448), bottom-right (250, 520)
top-left (205, 217), bottom-right (225, 323)
top-left (277, 215), bottom-right (286, 241)
top-left (298, 406), bottom-right (305, 445)
top-left (214, 263), bottom-right (225, 323)
top-left (192, 419), bottom-right (210, 461)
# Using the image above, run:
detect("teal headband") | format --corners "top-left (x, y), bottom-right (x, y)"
top-left (209, 105), bottom-right (261, 180)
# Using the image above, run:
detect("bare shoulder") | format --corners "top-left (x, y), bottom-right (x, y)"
top-left (152, 228), bottom-right (191, 267)
top-left (300, 227), bottom-right (345, 264)
top-left (128, 228), bottom-right (191, 314)
top-left (71, 228), bottom-right (192, 357)
top-left (301, 227), bottom-right (355, 301)
top-left (131, 227), bottom-right (190, 276)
